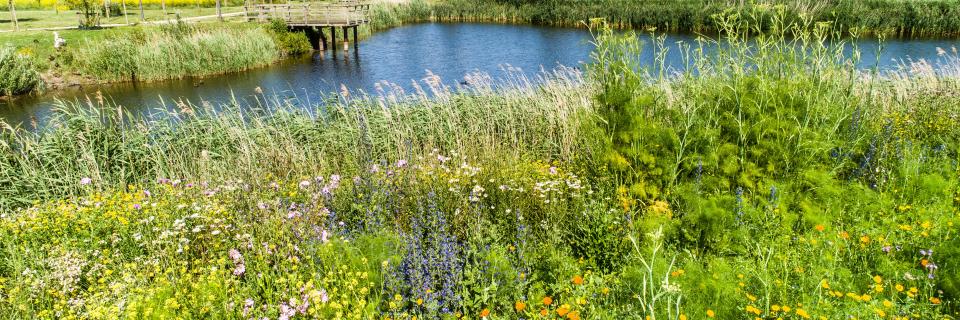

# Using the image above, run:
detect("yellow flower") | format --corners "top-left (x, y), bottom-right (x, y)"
top-left (706, 309), bottom-right (715, 318)
top-left (542, 296), bottom-right (553, 306)
top-left (895, 284), bottom-right (904, 292)
top-left (515, 301), bottom-right (526, 312)
top-left (873, 275), bottom-right (882, 284)
top-left (930, 297), bottom-right (941, 304)
top-left (679, 314), bottom-right (687, 320)
top-left (416, 298), bottom-right (423, 306)
top-left (795, 308), bottom-right (810, 319)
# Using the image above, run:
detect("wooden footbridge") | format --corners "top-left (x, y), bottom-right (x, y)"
top-left (245, 0), bottom-right (371, 50)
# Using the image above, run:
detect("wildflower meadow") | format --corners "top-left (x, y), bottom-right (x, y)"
top-left (1, 12), bottom-right (959, 320)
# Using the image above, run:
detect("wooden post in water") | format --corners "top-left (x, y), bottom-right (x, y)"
top-left (330, 26), bottom-right (337, 54)
top-left (8, 0), bottom-right (18, 31)
top-left (319, 27), bottom-right (327, 50)
top-left (352, 26), bottom-right (358, 49)
top-left (342, 26), bottom-right (348, 51)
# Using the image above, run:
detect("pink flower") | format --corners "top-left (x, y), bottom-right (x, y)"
top-left (80, 177), bottom-right (92, 185)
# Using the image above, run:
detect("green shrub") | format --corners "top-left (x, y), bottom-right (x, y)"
top-left (265, 19), bottom-right (312, 55)
top-left (0, 47), bottom-right (43, 96)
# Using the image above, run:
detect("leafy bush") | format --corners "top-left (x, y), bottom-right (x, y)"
top-left (266, 19), bottom-right (312, 55)
top-left (0, 47), bottom-right (43, 96)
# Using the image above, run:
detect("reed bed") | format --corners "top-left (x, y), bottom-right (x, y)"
top-left (69, 23), bottom-right (279, 82)
top-left (381, 0), bottom-right (960, 38)
top-left (0, 66), bottom-right (593, 210)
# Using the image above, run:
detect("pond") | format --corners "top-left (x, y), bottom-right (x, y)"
top-left (1, 22), bottom-right (958, 126)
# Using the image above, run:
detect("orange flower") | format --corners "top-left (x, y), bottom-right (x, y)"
top-left (567, 310), bottom-right (581, 320)
top-left (515, 301), bottom-right (526, 312)
top-left (542, 296), bottom-right (553, 306)
top-left (572, 275), bottom-right (584, 285)
top-left (930, 297), bottom-right (941, 304)
top-left (814, 224), bottom-right (825, 232)
top-left (479, 308), bottom-right (490, 318)
top-left (556, 304), bottom-right (571, 317)
top-left (540, 309), bottom-right (549, 317)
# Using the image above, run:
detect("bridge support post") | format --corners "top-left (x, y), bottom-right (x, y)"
top-left (342, 26), bottom-right (349, 51)
top-left (330, 26), bottom-right (337, 54)
top-left (304, 27), bottom-right (324, 51)
top-left (352, 26), bottom-right (359, 49)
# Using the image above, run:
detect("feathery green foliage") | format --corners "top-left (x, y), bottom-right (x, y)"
top-left (0, 47), bottom-right (43, 96)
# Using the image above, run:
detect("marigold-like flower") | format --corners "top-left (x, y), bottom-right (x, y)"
top-left (542, 296), bottom-right (553, 306)
top-left (572, 275), bottom-right (584, 285)
top-left (515, 301), bottom-right (526, 312)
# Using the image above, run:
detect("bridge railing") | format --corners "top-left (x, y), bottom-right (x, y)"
top-left (245, 2), bottom-right (370, 26)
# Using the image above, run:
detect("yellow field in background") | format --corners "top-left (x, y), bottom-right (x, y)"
top-left (2, 0), bottom-right (233, 10)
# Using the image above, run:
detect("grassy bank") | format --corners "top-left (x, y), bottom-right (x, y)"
top-left (1, 15), bottom-right (959, 319)
top-left (0, 20), bottom-right (310, 94)
top-left (69, 23), bottom-right (279, 82)
top-left (376, 0), bottom-right (960, 38)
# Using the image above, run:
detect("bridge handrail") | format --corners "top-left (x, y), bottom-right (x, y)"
top-left (245, 2), bottom-right (370, 26)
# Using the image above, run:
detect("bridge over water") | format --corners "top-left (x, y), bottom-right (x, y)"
top-left (245, 0), bottom-right (370, 50)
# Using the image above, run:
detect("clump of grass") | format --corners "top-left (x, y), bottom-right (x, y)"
top-left (0, 47), bottom-right (43, 96)
top-left (68, 23), bottom-right (279, 82)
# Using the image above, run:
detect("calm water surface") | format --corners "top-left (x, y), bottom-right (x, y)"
top-left (1, 23), bottom-right (958, 125)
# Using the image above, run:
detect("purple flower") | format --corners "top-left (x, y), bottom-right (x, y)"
top-left (396, 159), bottom-right (408, 168)
top-left (133, 204), bottom-right (141, 210)
top-left (143, 189), bottom-right (151, 197)
top-left (882, 246), bottom-right (891, 253)
top-left (229, 249), bottom-right (246, 277)
top-left (80, 177), bottom-right (92, 185)
top-left (278, 303), bottom-right (295, 320)
top-left (299, 180), bottom-right (311, 189)
top-left (549, 166), bottom-right (558, 175)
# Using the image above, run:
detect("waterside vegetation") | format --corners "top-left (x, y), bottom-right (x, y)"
top-left (0, 14), bottom-right (958, 319)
